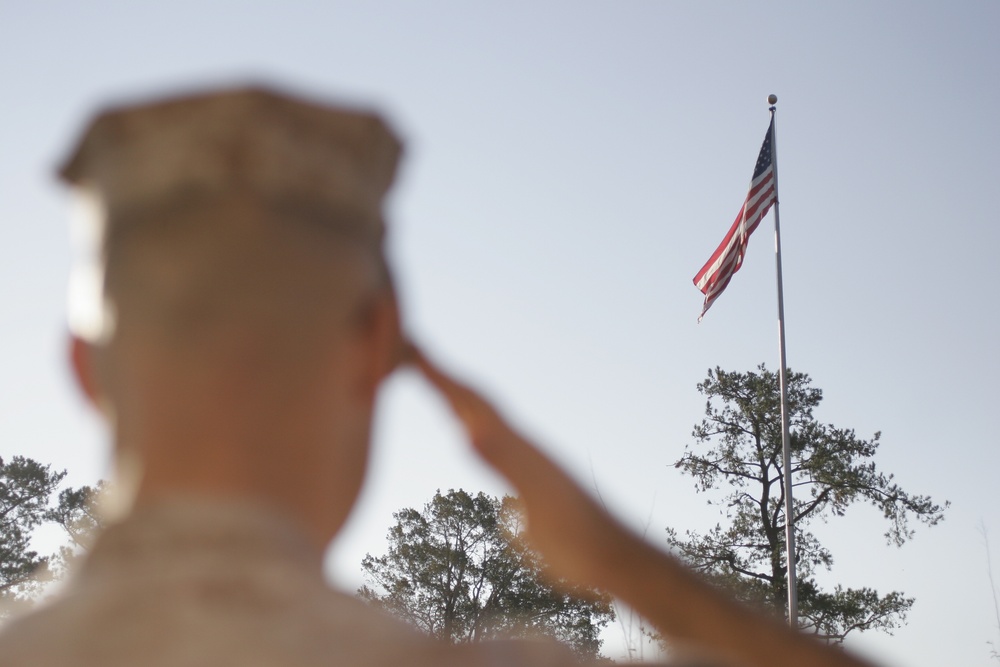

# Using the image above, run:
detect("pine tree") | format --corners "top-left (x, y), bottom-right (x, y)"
top-left (667, 365), bottom-right (947, 643)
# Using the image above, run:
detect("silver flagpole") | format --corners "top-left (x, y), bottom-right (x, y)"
top-left (768, 94), bottom-right (798, 627)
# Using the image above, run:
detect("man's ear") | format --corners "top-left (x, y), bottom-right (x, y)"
top-left (354, 289), bottom-right (403, 401)
top-left (69, 335), bottom-right (102, 407)
top-left (378, 289), bottom-right (405, 380)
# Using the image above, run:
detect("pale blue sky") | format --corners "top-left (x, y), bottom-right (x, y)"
top-left (2, 2), bottom-right (998, 665)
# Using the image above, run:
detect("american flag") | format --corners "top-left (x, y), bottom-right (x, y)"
top-left (694, 118), bottom-right (777, 321)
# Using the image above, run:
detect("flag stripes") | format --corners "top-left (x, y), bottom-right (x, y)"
top-left (694, 119), bottom-right (776, 321)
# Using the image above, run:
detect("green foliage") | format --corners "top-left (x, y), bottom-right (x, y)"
top-left (0, 456), bottom-right (104, 614)
top-left (359, 489), bottom-right (615, 659)
top-left (667, 365), bottom-right (947, 643)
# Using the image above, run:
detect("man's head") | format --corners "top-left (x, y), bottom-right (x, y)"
top-left (61, 87), bottom-right (404, 545)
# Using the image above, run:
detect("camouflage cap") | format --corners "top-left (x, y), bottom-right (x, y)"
top-left (59, 85), bottom-right (403, 342)
top-left (59, 85), bottom-right (403, 248)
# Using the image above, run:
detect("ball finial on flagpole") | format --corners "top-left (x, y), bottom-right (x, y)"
top-left (767, 94), bottom-right (778, 105)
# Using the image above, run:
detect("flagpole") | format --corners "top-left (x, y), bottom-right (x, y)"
top-left (768, 94), bottom-right (798, 627)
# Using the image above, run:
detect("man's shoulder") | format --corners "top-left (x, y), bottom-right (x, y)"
top-left (0, 596), bottom-right (588, 667)
top-left (0, 500), bottom-right (439, 665)
top-left (0, 500), bottom-right (591, 666)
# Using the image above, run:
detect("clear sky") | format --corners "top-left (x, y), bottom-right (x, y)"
top-left (2, 2), bottom-right (998, 665)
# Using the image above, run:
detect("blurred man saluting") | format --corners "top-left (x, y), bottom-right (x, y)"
top-left (0, 86), bottom-right (875, 667)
